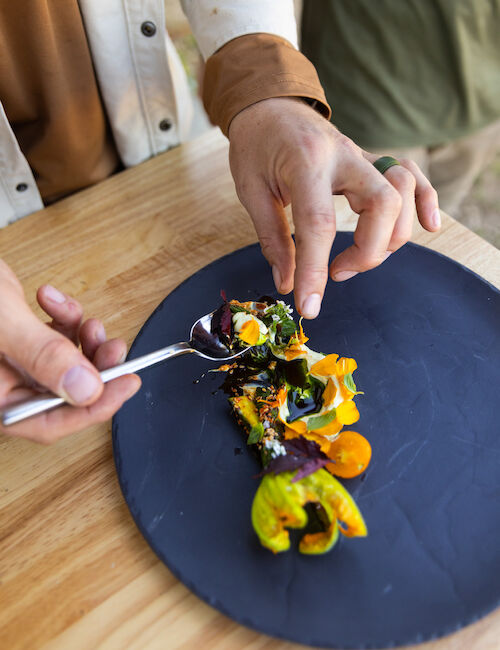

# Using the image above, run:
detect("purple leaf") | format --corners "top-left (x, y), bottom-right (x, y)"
top-left (292, 458), bottom-right (330, 482)
top-left (257, 454), bottom-right (304, 477)
top-left (219, 303), bottom-right (232, 339)
top-left (283, 437), bottom-right (325, 458)
top-left (257, 435), bottom-right (330, 479)
top-left (211, 301), bottom-right (233, 345)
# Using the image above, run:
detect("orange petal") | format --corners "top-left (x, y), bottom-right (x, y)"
top-left (285, 419), bottom-right (307, 435)
top-left (284, 345), bottom-right (305, 361)
top-left (339, 382), bottom-right (354, 402)
top-left (336, 400), bottom-right (360, 425)
top-left (298, 318), bottom-right (309, 344)
top-left (239, 319), bottom-right (260, 345)
top-left (322, 378), bottom-right (337, 408)
top-left (310, 419), bottom-right (343, 437)
top-left (288, 429), bottom-right (332, 454)
top-left (310, 354), bottom-right (339, 376)
top-left (276, 385), bottom-right (288, 406)
top-left (335, 357), bottom-right (357, 377)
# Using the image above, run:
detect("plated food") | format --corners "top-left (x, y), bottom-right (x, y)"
top-left (212, 296), bottom-right (371, 554)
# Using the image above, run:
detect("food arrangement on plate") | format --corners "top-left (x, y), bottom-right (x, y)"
top-left (211, 295), bottom-right (371, 555)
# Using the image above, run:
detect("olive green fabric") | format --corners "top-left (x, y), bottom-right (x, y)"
top-left (301, 0), bottom-right (500, 149)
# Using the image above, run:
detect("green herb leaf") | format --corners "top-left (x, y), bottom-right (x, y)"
top-left (343, 373), bottom-right (364, 395)
top-left (307, 409), bottom-right (336, 430)
top-left (265, 302), bottom-right (292, 321)
top-left (229, 304), bottom-right (248, 314)
top-left (279, 319), bottom-right (298, 338)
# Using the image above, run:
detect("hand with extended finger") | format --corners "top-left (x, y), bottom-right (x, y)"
top-left (228, 97), bottom-right (440, 319)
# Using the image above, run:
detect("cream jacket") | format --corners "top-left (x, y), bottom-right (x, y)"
top-left (0, 0), bottom-right (297, 227)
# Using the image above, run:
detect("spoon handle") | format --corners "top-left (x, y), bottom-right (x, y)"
top-left (1, 342), bottom-right (194, 426)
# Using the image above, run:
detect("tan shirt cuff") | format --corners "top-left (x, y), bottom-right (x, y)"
top-left (203, 34), bottom-right (332, 137)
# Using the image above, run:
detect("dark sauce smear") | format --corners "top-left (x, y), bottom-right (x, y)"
top-left (276, 359), bottom-right (324, 423)
top-left (221, 344), bottom-right (273, 395)
top-left (286, 384), bottom-right (323, 422)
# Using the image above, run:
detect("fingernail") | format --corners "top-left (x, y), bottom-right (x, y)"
top-left (432, 208), bottom-right (441, 230)
top-left (62, 365), bottom-right (101, 404)
top-left (44, 285), bottom-right (65, 304)
top-left (272, 265), bottom-right (282, 291)
top-left (333, 271), bottom-right (358, 282)
top-left (95, 322), bottom-right (106, 345)
top-left (301, 293), bottom-right (321, 319)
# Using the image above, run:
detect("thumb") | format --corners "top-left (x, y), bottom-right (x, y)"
top-left (2, 309), bottom-right (103, 406)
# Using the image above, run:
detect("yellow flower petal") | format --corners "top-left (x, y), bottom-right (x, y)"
top-left (284, 419), bottom-right (307, 436)
top-left (322, 378), bottom-right (337, 408)
top-left (339, 382), bottom-right (354, 401)
top-left (310, 419), bottom-right (343, 437)
top-left (310, 354), bottom-right (339, 376)
top-left (239, 319), bottom-right (260, 345)
top-left (284, 345), bottom-right (305, 361)
top-left (336, 400), bottom-right (360, 425)
top-left (335, 357), bottom-right (357, 377)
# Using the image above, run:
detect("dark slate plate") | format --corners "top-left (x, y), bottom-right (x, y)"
top-left (112, 233), bottom-right (500, 649)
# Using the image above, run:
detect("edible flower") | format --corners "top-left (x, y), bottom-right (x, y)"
top-left (251, 468), bottom-right (367, 554)
top-left (232, 312), bottom-right (268, 346)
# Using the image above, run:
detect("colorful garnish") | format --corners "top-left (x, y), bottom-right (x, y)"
top-left (214, 296), bottom-right (370, 554)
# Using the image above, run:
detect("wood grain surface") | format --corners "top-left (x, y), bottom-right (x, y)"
top-left (0, 128), bottom-right (499, 650)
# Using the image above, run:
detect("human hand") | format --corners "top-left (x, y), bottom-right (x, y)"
top-left (228, 97), bottom-right (440, 318)
top-left (0, 260), bottom-right (141, 443)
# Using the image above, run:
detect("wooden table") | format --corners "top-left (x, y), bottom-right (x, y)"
top-left (1, 129), bottom-right (499, 650)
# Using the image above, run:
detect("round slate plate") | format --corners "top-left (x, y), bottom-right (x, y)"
top-left (112, 234), bottom-right (500, 649)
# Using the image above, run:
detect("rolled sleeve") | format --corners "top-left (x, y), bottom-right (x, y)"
top-left (203, 34), bottom-right (331, 136)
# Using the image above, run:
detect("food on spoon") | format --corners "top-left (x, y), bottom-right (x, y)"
top-left (213, 296), bottom-right (370, 554)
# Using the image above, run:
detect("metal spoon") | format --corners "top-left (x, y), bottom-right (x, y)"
top-left (1, 310), bottom-right (249, 426)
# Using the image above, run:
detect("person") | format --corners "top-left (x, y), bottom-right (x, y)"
top-left (300, 0), bottom-right (500, 217)
top-left (0, 0), bottom-right (440, 443)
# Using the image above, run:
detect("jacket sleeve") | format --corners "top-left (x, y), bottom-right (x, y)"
top-left (181, 0), bottom-right (331, 136)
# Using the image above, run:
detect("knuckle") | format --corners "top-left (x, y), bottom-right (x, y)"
top-left (337, 135), bottom-right (361, 157)
top-left (258, 234), bottom-right (278, 261)
top-left (394, 167), bottom-right (416, 192)
top-left (296, 261), bottom-right (329, 285)
top-left (65, 298), bottom-right (84, 321)
top-left (357, 252), bottom-right (388, 272)
top-left (300, 134), bottom-right (325, 159)
top-left (30, 336), bottom-right (73, 378)
top-left (398, 157), bottom-right (414, 169)
top-left (370, 184), bottom-right (402, 214)
top-left (296, 209), bottom-right (334, 235)
top-left (400, 157), bottom-right (423, 176)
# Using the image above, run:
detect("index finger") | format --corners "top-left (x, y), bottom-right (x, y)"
top-left (330, 156), bottom-right (402, 280)
top-left (291, 171), bottom-right (336, 319)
